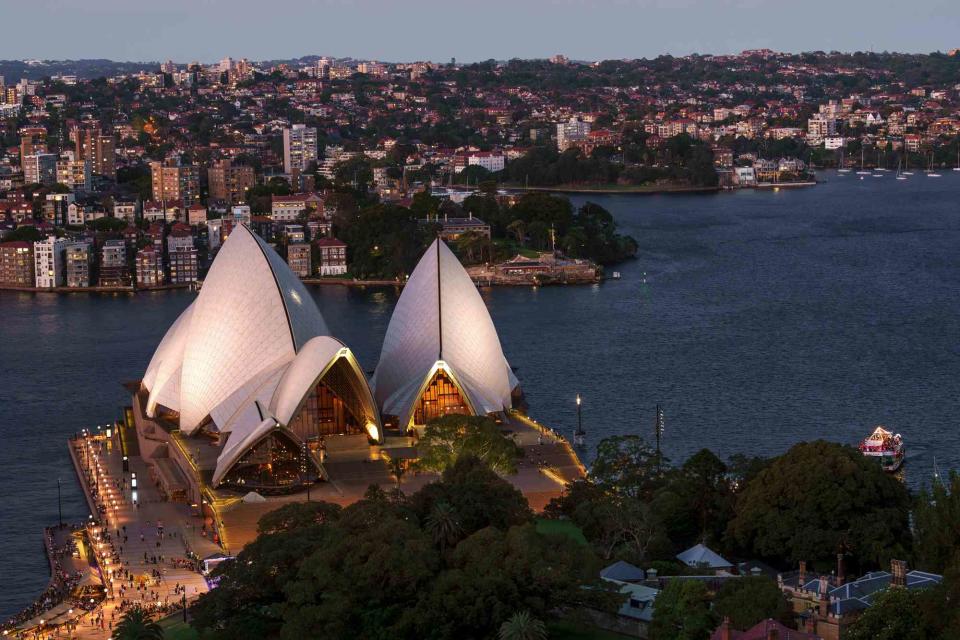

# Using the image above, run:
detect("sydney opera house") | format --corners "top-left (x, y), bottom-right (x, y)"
top-left (132, 225), bottom-right (581, 545)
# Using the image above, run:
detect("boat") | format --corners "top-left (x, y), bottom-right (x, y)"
top-left (954, 148), bottom-right (960, 172)
top-left (927, 152), bottom-right (941, 177)
top-left (838, 147), bottom-right (850, 173)
top-left (903, 152), bottom-right (913, 176)
top-left (856, 148), bottom-right (872, 175)
top-left (859, 426), bottom-right (905, 472)
top-left (895, 158), bottom-right (907, 180)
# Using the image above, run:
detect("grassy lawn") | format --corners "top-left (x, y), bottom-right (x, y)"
top-left (547, 620), bottom-right (635, 640)
top-left (535, 518), bottom-right (588, 546)
top-left (160, 617), bottom-right (199, 640)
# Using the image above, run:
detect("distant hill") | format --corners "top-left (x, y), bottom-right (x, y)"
top-left (0, 59), bottom-right (161, 81)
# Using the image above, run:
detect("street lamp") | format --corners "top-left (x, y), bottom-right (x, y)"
top-left (574, 394), bottom-right (585, 445)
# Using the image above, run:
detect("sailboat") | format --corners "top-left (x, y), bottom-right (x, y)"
top-left (837, 147), bottom-right (850, 173)
top-left (927, 152), bottom-right (941, 178)
top-left (856, 148), bottom-right (871, 175)
top-left (896, 158), bottom-right (907, 180)
top-left (903, 152), bottom-right (913, 176)
top-left (875, 148), bottom-right (888, 171)
top-left (954, 147), bottom-right (960, 171)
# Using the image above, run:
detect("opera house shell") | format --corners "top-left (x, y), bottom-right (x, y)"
top-left (371, 239), bottom-right (520, 428)
top-left (141, 225), bottom-right (381, 490)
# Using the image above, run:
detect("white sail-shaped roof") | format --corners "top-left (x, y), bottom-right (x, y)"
top-left (212, 336), bottom-right (382, 486)
top-left (371, 239), bottom-right (518, 427)
top-left (177, 225), bottom-right (328, 433)
top-left (144, 302), bottom-right (194, 416)
top-left (141, 232), bottom-right (381, 486)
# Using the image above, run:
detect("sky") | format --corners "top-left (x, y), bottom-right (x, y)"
top-left (2, 0), bottom-right (960, 63)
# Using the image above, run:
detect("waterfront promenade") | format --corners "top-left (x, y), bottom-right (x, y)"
top-left (3, 429), bottom-right (217, 639)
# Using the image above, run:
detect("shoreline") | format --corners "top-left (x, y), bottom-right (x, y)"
top-left (0, 283), bottom-right (191, 295)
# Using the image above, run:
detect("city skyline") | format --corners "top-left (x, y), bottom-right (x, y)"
top-left (2, 0), bottom-right (960, 63)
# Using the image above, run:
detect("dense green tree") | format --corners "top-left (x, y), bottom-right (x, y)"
top-left (409, 455), bottom-right (532, 539)
top-left (844, 586), bottom-right (940, 640)
top-left (649, 579), bottom-right (716, 640)
top-left (727, 440), bottom-right (911, 571)
top-left (912, 472), bottom-right (960, 573)
top-left (407, 525), bottom-right (609, 640)
top-left (652, 449), bottom-right (734, 550)
top-left (711, 576), bottom-right (792, 630)
top-left (256, 501), bottom-right (342, 535)
top-left (590, 435), bottom-right (666, 501)
top-left (334, 203), bottom-right (428, 279)
top-left (415, 415), bottom-right (522, 475)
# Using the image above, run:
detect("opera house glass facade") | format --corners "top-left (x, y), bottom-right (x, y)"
top-left (141, 227), bottom-right (519, 493)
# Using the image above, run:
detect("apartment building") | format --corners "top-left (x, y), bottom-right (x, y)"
top-left (0, 241), bottom-right (35, 286)
top-left (150, 160), bottom-right (201, 205)
top-left (135, 245), bottom-right (164, 287)
top-left (283, 124), bottom-right (318, 174)
top-left (33, 236), bottom-right (68, 288)
top-left (208, 160), bottom-right (255, 205)
top-left (65, 242), bottom-right (92, 287)
top-left (286, 242), bottom-right (312, 277)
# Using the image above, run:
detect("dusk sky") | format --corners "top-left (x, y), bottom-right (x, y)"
top-left (3, 0), bottom-right (960, 62)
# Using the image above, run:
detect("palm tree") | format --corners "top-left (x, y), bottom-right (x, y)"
top-left (112, 607), bottom-right (164, 640)
top-left (498, 611), bottom-right (547, 640)
top-left (425, 502), bottom-right (462, 553)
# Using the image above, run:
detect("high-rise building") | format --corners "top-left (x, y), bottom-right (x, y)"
top-left (556, 117), bottom-right (590, 151)
top-left (207, 160), bottom-right (255, 205)
top-left (66, 242), bottom-right (92, 287)
top-left (0, 241), bottom-right (36, 286)
top-left (286, 242), bottom-right (312, 277)
top-left (74, 125), bottom-right (117, 178)
top-left (99, 239), bottom-right (130, 286)
top-left (33, 236), bottom-right (68, 288)
top-left (56, 158), bottom-right (92, 191)
top-left (23, 153), bottom-right (58, 186)
top-left (150, 161), bottom-right (201, 205)
top-left (136, 245), bottom-right (165, 287)
top-left (283, 124), bottom-right (318, 174)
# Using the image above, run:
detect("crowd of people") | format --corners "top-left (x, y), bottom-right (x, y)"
top-left (0, 524), bottom-right (89, 633)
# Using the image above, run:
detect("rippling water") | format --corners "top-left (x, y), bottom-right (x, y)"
top-left (2, 171), bottom-right (959, 616)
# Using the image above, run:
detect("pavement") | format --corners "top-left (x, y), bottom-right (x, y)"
top-left (5, 431), bottom-right (215, 639)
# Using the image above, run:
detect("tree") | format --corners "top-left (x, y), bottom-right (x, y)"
top-left (913, 472), bottom-right (960, 573)
top-left (257, 501), bottom-right (341, 535)
top-left (652, 449), bottom-right (734, 549)
top-left (649, 579), bottom-right (716, 640)
top-left (712, 576), bottom-right (792, 631)
top-left (111, 607), bottom-right (164, 640)
top-left (727, 441), bottom-right (911, 572)
top-left (844, 586), bottom-right (939, 640)
top-left (416, 415), bottom-right (522, 475)
top-left (498, 610), bottom-right (547, 640)
top-left (410, 455), bottom-right (532, 538)
top-left (591, 435), bottom-right (665, 501)
top-left (425, 502), bottom-right (463, 553)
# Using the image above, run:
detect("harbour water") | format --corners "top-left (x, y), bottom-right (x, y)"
top-left (2, 170), bottom-right (959, 617)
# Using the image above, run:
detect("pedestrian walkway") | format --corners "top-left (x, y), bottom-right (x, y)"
top-left (4, 430), bottom-right (217, 639)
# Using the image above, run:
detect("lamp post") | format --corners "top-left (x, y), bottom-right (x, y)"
top-left (574, 394), bottom-right (584, 446)
top-left (57, 478), bottom-right (62, 528)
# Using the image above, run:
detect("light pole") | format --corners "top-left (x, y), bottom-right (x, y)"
top-left (57, 478), bottom-right (63, 528)
top-left (574, 394), bottom-right (584, 446)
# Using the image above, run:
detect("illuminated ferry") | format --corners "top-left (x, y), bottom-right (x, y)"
top-left (858, 426), bottom-right (904, 472)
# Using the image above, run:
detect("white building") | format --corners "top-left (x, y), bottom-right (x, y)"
top-left (283, 124), bottom-right (318, 174)
top-left (556, 117), bottom-right (591, 151)
top-left (465, 152), bottom-right (506, 173)
top-left (33, 236), bottom-right (68, 288)
top-left (141, 224), bottom-right (382, 489)
top-left (824, 136), bottom-right (846, 150)
top-left (371, 239), bottom-right (520, 429)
